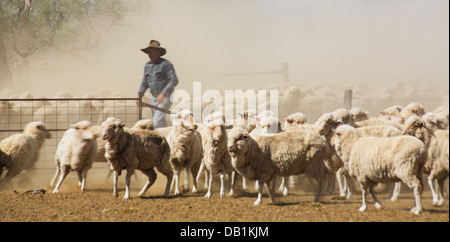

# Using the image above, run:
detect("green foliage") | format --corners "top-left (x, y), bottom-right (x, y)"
top-left (0, 0), bottom-right (132, 57)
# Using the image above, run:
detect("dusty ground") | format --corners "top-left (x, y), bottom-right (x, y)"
top-left (0, 168), bottom-right (448, 222)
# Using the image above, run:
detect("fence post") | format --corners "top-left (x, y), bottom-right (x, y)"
top-left (282, 62), bottom-right (289, 83)
top-left (344, 90), bottom-right (353, 110)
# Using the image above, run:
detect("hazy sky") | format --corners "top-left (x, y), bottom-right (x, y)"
top-left (19, 0), bottom-right (449, 96)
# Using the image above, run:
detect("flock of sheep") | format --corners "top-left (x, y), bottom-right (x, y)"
top-left (0, 98), bottom-right (448, 216)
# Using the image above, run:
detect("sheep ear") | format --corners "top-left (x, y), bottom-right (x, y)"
top-left (380, 110), bottom-right (386, 115)
top-left (193, 124), bottom-right (198, 130)
top-left (225, 124), bottom-right (233, 129)
top-left (119, 123), bottom-right (125, 128)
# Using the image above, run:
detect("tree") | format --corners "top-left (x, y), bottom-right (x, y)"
top-left (0, 0), bottom-right (141, 89)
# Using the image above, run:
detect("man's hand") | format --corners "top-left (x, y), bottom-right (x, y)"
top-left (136, 92), bottom-right (143, 106)
top-left (157, 92), bottom-right (165, 104)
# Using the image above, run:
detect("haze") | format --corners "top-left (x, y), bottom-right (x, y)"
top-left (8, 0), bottom-right (449, 97)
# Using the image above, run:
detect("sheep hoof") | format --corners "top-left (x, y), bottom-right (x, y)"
top-left (220, 192), bottom-right (225, 199)
top-left (436, 199), bottom-right (444, 207)
top-left (254, 199), bottom-right (262, 206)
top-left (52, 189), bottom-right (59, 194)
top-left (374, 203), bottom-right (382, 209)
top-left (410, 207), bottom-right (421, 215)
top-left (391, 196), bottom-right (398, 202)
top-left (228, 190), bottom-right (234, 196)
top-left (204, 192), bottom-right (211, 198)
top-left (359, 206), bottom-right (366, 212)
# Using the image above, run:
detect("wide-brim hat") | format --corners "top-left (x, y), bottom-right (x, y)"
top-left (141, 40), bottom-right (166, 56)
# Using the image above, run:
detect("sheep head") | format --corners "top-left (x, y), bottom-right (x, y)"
top-left (72, 120), bottom-right (96, 142)
top-left (24, 121), bottom-right (51, 139)
top-left (101, 117), bottom-right (125, 142)
top-left (402, 115), bottom-right (426, 136)
top-left (227, 127), bottom-right (251, 159)
top-left (315, 113), bottom-right (341, 136)
top-left (207, 119), bottom-right (226, 146)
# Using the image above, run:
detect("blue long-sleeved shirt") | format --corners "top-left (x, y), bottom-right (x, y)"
top-left (138, 58), bottom-right (178, 97)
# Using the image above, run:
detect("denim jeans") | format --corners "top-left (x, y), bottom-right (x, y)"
top-left (150, 96), bottom-right (172, 128)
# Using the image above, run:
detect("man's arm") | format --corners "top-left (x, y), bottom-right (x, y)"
top-left (161, 61), bottom-right (179, 97)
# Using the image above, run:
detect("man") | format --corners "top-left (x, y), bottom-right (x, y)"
top-left (137, 40), bottom-right (178, 128)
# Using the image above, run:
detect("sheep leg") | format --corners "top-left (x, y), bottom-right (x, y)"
top-left (138, 169), bottom-right (157, 197)
top-left (254, 180), bottom-right (263, 205)
top-left (428, 176), bottom-right (439, 205)
top-left (219, 173), bottom-right (225, 198)
top-left (50, 166), bottom-right (61, 187)
top-left (345, 174), bottom-right (354, 199)
top-left (205, 171), bottom-right (213, 198)
top-left (436, 179), bottom-right (445, 206)
top-left (405, 176), bottom-right (423, 215)
top-left (265, 181), bottom-right (276, 204)
top-left (184, 166), bottom-right (190, 192)
top-left (191, 165), bottom-right (198, 193)
top-left (313, 177), bottom-right (324, 203)
top-left (196, 162), bottom-right (205, 184)
top-left (359, 183), bottom-right (368, 212)
top-left (173, 170), bottom-right (181, 195)
top-left (53, 169), bottom-right (70, 194)
top-left (242, 176), bottom-right (248, 191)
top-left (411, 183), bottom-right (422, 215)
top-left (368, 185), bottom-right (382, 209)
top-left (325, 172), bottom-right (336, 196)
top-left (78, 166), bottom-right (90, 192)
top-left (228, 171), bottom-right (235, 196)
top-left (123, 170), bottom-right (134, 199)
top-left (336, 170), bottom-right (347, 197)
top-left (113, 170), bottom-right (120, 198)
top-left (391, 182), bottom-right (402, 201)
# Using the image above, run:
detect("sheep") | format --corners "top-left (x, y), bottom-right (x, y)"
top-left (101, 117), bottom-right (173, 199)
top-left (199, 118), bottom-right (235, 198)
top-left (333, 125), bottom-right (427, 215)
top-left (131, 119), bottom-right (155, 131)
top-left (316, 113), bottom-right (404, 199)
top-left (333, 108), bottom-right (357, 127)
top-left (166, 116), bottom-right (203, 195)
top-left (283, 112), bottom-right (308, 131)
top-left (0, 122), bottom-right (51, 182)
top-left (379, 105), bottom-right (403, 122)
top-left (50, 121), bottom-right (97, 193)
top-left (350, 107), bottom-right (369, 122)
top-left (400, 102), bottom-right (426, 122)
top-left (402, 115), bottom-right (449, 206)
top-left (227, 127), bottom-right (329, 205)
top-left (356, 118), bottom-right (403, 130)
top-left (421, 112), bottom-right (449, 131)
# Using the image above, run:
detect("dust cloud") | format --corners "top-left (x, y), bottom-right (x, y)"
top-left (5, 0), bottom-right (449, 97)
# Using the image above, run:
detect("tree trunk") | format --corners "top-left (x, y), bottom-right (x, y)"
top-left (0, 37), bottom-right (14, 89)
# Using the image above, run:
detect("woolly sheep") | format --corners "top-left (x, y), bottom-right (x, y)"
top-left (0, 122), bottom-right (51, 182)
top-left (379, 105), bottom-right (403, 123)
top-left (199, 118), bottom-right (235, 198)
top-left (227, 127), bottom-right (329, 205)
top-left (51, 121), bottom-right (97, 193)
top-left (333, 108), bottom-right (357, 127)
top-left (400, 102), bottom-right (426, 122)
top-left (402, 115), bottom-right (449, 206)
top-left (421, 112), bottom-right (449, 131)
top-left (350, 107), bottom-right (369, 122)
top-left (101, 117), bottom-right (173, 199)
top-left (166, 117), bottom-right (203, 195)
top-left (333, 125), bottom-right (427, 215)
top-left (283, 112), bottom-right (308, 131)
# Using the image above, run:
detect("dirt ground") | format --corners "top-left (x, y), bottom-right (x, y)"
top-left (0, 168), bottom-right (448, 222)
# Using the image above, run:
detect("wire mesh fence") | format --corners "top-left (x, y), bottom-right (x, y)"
top-left (1, 97), bottom-right (140, 168)
top-left (0, 94), bottom-right (446, 169)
